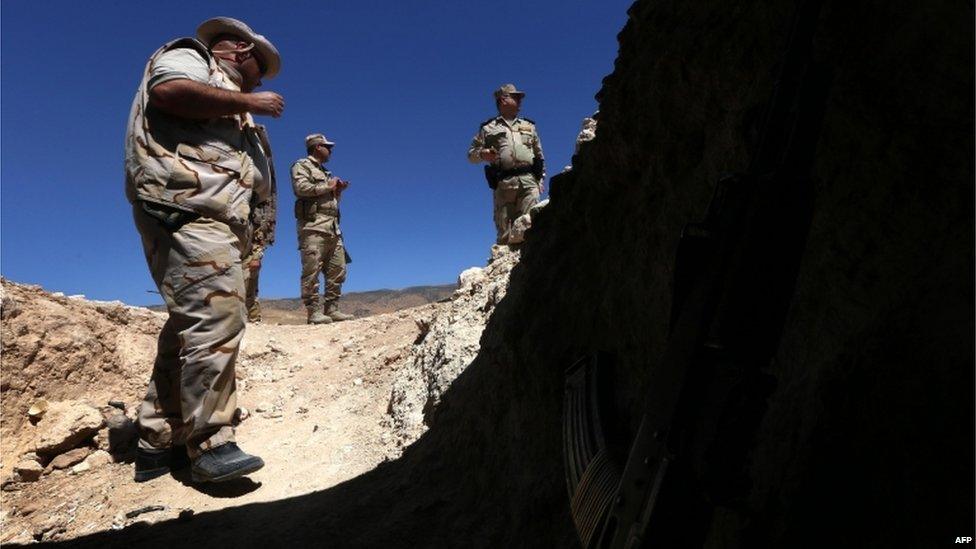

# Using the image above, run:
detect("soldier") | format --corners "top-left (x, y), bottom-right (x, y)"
top-left (291, 133), bottom-right (354, 324)
top-left (243, 158), bottom-right (277, 323)
top-left (124, 17), bottom-right (283, 483)
top-left (468, 83), bottom-right (545, 245)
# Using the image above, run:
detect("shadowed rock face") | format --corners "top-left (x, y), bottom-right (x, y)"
top-left (36, 0), bottom-right (971, 547)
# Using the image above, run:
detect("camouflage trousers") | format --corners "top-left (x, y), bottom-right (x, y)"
top-left (493, 182), bottom-right (540, 245)
top-left (132, 204), bottom-right (248, 459)
top-left (299, 231), bottom-right (347, 309)
top-left (242, 256), bottom-right (262, 322)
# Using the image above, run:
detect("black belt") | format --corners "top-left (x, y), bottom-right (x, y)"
top-left (497, 165), bottom-right (533, 179)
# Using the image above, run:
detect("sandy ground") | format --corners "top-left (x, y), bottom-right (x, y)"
top-left (0, 306), bottom-right (433, 544)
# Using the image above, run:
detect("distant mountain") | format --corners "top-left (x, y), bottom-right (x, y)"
top-left (148, 284), bottom-right (456, 325)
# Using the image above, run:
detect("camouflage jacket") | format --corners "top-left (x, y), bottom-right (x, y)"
top-left (467, 116), bottom-right (545, 190)
top-left (124, 38), bottom-right (274, 229)
top-left (291, 156), bottom-right (341, 236)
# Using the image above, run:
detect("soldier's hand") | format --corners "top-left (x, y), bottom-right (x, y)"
top-left (479, 148), bottom-right (499, 162)
top-left (336, 179), bottom-right (350, 189)
top-left (248, 259), bottom-right (261, 270)
top-left (248, 91), bottom-right (285, 118)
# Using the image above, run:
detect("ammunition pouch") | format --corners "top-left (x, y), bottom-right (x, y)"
top-left (294, 199), bottom-right (312, 221)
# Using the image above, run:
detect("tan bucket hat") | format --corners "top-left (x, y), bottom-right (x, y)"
top-left (305, 133), bottom-right (335, 148)
top-left (196, 17), bottom-right (281, 79)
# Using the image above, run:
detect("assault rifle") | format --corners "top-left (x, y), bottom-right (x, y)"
top-left (563, 0), bottom-right (832, 546)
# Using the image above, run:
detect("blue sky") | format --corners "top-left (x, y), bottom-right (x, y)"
top-left (1, 1), bottom-right (630, 305)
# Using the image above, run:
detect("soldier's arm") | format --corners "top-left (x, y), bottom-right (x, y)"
top-left (468, 126), bottom-right (489, 164)
top-left (150, 79), bottom-right (284, 119)
top-left (291, 161), bottom-right (333, 197)
top-left (247, 242), bottom-right (266, 269)
top-left (532, 127), bottom-right (545, 164)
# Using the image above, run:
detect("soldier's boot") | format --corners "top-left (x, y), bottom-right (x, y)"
top-left (134, 445), bottom-right (190, 482)
top-left (190, 442), bottom-right (264, 483)
top-left (307, 305), bottom-right (333, 325)
top-left (324, 300), bottom-right (354, 322)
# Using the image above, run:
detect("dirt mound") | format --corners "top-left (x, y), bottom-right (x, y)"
top-left (0, 279), bottom-right (163, 478)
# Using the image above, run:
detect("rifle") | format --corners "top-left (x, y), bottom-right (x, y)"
top-left (563, 0), bottom-right (832, 546)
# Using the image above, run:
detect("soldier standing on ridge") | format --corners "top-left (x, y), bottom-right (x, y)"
top-left (467, 83), bottom-right (545, 245)
top-left (124, 16), bottom-right (283, 483)
top-left (291, 133), bottom-right (354, 325)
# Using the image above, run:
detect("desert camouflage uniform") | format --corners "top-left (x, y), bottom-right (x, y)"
top-left (291, 156), bottom-right (347, 313)
top-left (243, 137), bottom-right (277, 322)
top-left (467, 116), bottom-right (545, 244)
top-left (124, 38), bottom-right (275, 459)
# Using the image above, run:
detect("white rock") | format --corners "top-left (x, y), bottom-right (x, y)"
top-left (71, 461), bottom-right (91, 474)
top-left (457, 267), bottom-right (486, 290)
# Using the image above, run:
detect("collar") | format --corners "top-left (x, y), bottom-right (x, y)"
top-left (307, 155), bottom-right (330, 169)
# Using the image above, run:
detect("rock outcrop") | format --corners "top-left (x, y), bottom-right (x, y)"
top-left (388, 246), bottom-right (521, 444)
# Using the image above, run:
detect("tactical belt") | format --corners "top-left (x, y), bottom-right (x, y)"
top-left (496, 165), bottom-right (534, 179)
top-left (296, 198), bottom-right (338, 217)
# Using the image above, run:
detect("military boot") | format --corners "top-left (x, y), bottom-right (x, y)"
top-left (324, 300), bottom-right (354, 322)
top-left (134, 445), bottom-right (190, 482)
top-left (307, 307), bottom-right (333, 325)
top-left (190, 442), bottom-right (264, 483)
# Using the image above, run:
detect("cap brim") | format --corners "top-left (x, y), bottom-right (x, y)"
top-left (196, 17), bottom-right (281, 79)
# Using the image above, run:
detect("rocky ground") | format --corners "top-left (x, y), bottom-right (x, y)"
top-left (0, 247), bottom-right (519, 544)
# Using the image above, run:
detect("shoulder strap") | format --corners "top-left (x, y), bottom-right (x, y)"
top-left (161, 37), bottom-right (212, 62)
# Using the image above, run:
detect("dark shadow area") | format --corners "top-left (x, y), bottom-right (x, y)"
top-left (27, 0), bottom-right (973, 547)
top-left (170, 468), bottom-right (263, 498)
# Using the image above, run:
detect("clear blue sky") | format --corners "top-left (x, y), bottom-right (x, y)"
top-left (1, 1), bottom-right (630, 305)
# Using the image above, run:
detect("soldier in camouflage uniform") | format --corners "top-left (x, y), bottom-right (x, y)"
top-left (243, 156), bottom-right (277, 323)
top-left (124, 17), bottom-right (283, 483)
top-left (291, 134), bottom-right (354, 324)
top-left (468, 83), bottom-right (545, 245)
